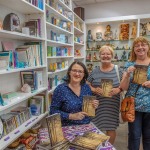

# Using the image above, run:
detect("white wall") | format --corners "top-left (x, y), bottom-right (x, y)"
top-left (82, 0), bottom-right (150, 20)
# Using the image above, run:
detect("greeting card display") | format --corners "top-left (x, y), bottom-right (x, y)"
top-left (132, 64), bottom-right (148, 84)
top-left (101, 79), bottom-right (113, 97)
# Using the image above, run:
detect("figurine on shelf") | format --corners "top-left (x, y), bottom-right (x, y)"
top-left (96, 32), bottom-right (102, 41)
top-left (87, 63), bottom-right (93, 73)
top-left (121, 50), bottom-right (127, 61)
top-left (114, 53), bottom-right (119, 61)
top-left (140, 23), bottom-right (147, 36)
top-left (114, 29), bottom-right (118, 40)
top-left (131, 22), bottom-right (137, 39)
top-left (97, 45), bottom-right (101, 50)
top-left (104, 25), bottom-right (113, 40)
top-left (87, 30), bottom-right (93, 42)
top-left (93, 52), bottom-right (98, 61)
top-left (21, 84), bottom-right (31, 93)
top-left (119, 23), bottom-right (129, 40)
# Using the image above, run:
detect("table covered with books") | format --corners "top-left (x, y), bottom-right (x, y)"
top-left (37, 121), bottom-right (114, 150)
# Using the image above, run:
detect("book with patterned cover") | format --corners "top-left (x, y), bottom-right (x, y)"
top-left (132, 64), bottom-right (148, 84)
top-left (71, 135), bottom-right (102, 150)
top-left (101, 79), bottom-right (113, 97)
top-left (46, 114), bottom-right (66, 147)
top-left (82, 131), bottom-right (110, 142)
top-left (82, 96), bottom-right (96, 117)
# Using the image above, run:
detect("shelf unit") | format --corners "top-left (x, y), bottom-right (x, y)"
top-left (85, 14), bottom-right (150, 69)
top-left (74, 12), bottom-right (86, 63)
top-left (0, 0), bottom-right (48, 149)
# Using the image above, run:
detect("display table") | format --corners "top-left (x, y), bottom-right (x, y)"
top-left (62, 122), bottom-right (114, 150)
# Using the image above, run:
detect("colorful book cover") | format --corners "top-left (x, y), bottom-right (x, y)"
top-left (82, 96), bottom-right (96, 117)
top-left (101, 79), bottom-right (113, 97)
top-left (132, 64), bottom-right (148, 84)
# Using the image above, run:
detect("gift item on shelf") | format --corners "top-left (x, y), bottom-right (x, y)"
top-left (104, 25), bottom-right (113, 40)
top-left (3, 13), bottom-right (21, 32)
top-left (96, 32), bottom-right (103, 41)
top-left (140, 23), bottom-right (147, 36)
top-left (119, 23), bottom-right (129, 40)
top-left (131, 22), bottom-right (137, 39)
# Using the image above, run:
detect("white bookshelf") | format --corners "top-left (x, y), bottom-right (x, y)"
top-left (46, 22), bottom-right (73, 35)
top-left (0, 111), bottom-right (48, 150)
top-left (45, 0), bottom-right (76, 93)
top-left (0, 0), bottom-right (48, 148)
top-left (0, 0), bottom-right (44, 14)
top-left (0, 30), bottom-right (45, 41)
top-left (45, 3), bottom-right (73, 23)
top-left (0, 87), bottom-right (47, 115)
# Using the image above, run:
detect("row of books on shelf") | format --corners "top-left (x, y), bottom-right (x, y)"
top-left (46, 0), bottom-right (73, 21)
top-left (26, 0), bottom-right (44, 10)
top-left (49, 60), bottom-right (68, 72)
top-left (50, 16), bottom-right (71, 32)
top-left (25, 19), bottom-right (42, 37)
top-left (48, 75), bottom-right (64, 91)
top-left (0, 41), bottom-right (43, 71)
top-left (0, 94), bottom-right (46, 138)
top-left (47, 46), bottom-right (71, 57)
top-left (21, 70), bottom-right (43, 92)
top-left (50, 31), bottom-right (69, 44)
top-left (74, 36), bottom-right (84, 44)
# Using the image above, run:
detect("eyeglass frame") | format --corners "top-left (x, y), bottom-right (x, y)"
top-left (134, 43), bottom-right (148, 48)
top-left (71, 69), bottom-right (84, 74)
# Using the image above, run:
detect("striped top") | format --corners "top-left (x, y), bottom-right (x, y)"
top-left (87, 65), bottom-right (122, 131)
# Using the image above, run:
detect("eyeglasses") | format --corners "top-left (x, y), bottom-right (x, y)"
top-left (134, 43), bottom-right (148, 48)
top-left (71, 69), bottom-right (84, 74)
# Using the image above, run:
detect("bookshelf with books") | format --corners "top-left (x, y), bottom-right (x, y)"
top-left (0, 0), bottom-right (49, 149)
top-left (74, 12), bottom-right (86, 62)
top-left (45, 0), bottom-right (75, 94)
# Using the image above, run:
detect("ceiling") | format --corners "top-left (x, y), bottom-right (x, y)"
top-left (72, 0), bottom-right (136, 6)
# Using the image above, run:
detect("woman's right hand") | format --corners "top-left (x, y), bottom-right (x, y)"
top-left (94, 87), bottom-right (103, 95)
top-left (126, 66), bottom-right (136, 76)
top-left (69, 112), bottom-right (88, 120)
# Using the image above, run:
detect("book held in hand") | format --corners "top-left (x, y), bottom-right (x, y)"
top-left (82, 96), bottom-right (96, 117)
top-left (101, 79), bottom-right (113, 97)
top-left (132, 64), bottom-right (148, 84)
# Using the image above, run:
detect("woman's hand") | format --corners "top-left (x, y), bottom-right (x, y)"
top-left (69, 112), bottom-right (88, 120)
top-left (126, 66), bottom-right (136, 76)
top-left (94, 87), bottom-right (103, 95)
top-left (92, 100), bottom-right (99, 109)
top-left (109, 88), bottom-right (121, 96)
top-left (142, 81), bottom-right (150, 88)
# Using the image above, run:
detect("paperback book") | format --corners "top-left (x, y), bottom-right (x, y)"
top-left (82, 96), bottom-right (96, 117)
top-left (132, 64), bottom-right (148, 84)
top-left (101, 79), bottom-right (113, 97)
top-left (46, 114), bottom-right (67, 147)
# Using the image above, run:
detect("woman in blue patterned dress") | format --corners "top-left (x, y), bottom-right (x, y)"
top-left (120, 36), bottom-right (150, 150)
top-left (50, 61), bottom-right (99, 126)
top-left (87, 45), bottom-right (123, 145)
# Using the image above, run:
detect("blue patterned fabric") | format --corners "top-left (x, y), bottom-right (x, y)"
top-left (125, 61), bottom-right (150, 112)
top-left (50, 83), bottom-right (92, 126)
